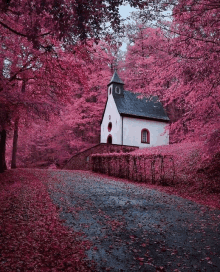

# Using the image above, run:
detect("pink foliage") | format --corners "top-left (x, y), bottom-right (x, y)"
top-left (3, 38), bottom-right (116, 168)
top-left (1, 0), bottom-right (219, 174)
top-left (0, 169), bottom-right (94, 271)
top-left (91, 140), bottom-right (220, 205)
top-left (121, 0), bottom-right (220, 143)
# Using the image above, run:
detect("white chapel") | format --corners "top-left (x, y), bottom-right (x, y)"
top-left (100, 71), bottom-right (170, 148)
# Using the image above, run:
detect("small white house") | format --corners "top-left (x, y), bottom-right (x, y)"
top-left (100, 71), bottom-right (169, 148)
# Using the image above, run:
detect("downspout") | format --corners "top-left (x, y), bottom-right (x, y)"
top-left (122, 116), bottom-right (123, 145)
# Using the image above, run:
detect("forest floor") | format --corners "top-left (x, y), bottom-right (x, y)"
top-left (0, 169), bottom-right (220, 271)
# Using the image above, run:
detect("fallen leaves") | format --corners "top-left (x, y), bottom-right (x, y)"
top-left (0, 169), bottom-right (94, 271)
top-left (1, 169), bottom-right (220, 271)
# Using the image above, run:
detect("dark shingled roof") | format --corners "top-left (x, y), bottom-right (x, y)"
top-left (108, 71), bottom-right (124, 85)
top-left (113, 90), bottom-right (170, 121)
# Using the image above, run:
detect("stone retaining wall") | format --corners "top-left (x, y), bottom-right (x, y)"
top-left (62, 143), bottom-right (138, 170)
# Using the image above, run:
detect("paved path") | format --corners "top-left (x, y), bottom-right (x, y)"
top-left (37, 170), bottom-right (220, 272)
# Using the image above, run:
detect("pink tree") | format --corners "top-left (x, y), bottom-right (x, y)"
top-left (5, 39), bottom-right (116, 168)
top-left (0, 0), bottom-right (149, 172)
top-left (121, 0), bottom-right (220, 147)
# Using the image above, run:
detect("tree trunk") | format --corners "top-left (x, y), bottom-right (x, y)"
top-left (0, 129), bottom-right (7, 173)
top-left (11, 117), bottom-right (19, 169)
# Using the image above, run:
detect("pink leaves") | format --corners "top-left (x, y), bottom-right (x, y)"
top-left (106, 219), bottom-right (124, 231)
top-left (0, 169), bottom-right (94, 271)
top-left (136, 256), bottom-right (144, 261)
top-left (121, 4), bottom-right (220, 145)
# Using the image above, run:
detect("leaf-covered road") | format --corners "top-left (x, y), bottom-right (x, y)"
top-left (32, 169), bottom-right (220, 272)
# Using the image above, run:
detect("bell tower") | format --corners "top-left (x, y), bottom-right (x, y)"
top-left (107, 70), bottom-right (124, 97)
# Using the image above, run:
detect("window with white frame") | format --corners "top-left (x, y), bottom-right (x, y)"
top-left (141, 129), bottom-right (150, 144)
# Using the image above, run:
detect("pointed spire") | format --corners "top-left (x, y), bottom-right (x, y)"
top-left (108, 70), bottom-right (124, 85)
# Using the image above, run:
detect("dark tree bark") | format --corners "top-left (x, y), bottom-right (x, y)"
top-left (11, 117), bottom-right (19, 169)
top-left (0, 129), bottom-right (7, 173)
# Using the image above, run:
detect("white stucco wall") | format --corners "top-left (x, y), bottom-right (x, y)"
top-left (100, 91), bottom-right (122, 145)
top-left (122, 116), bottom-right (169, 148)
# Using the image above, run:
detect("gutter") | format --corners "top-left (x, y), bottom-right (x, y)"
top-left (120, 113), bottom-right (170, 122)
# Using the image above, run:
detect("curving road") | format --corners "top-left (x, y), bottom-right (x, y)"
top-left (37, 170), bottom-right (220, 272)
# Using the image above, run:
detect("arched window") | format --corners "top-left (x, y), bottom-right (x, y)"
top-left (108, 122), bottom-right (112, 132)
top-left (141, 129), bottom-right (150, 144)
top-left (107, 135), bottom-right (112, 144)
top-left (109, 87), bottom-right (112, 95)
top-left (115, 86), bottom-right (120, 94)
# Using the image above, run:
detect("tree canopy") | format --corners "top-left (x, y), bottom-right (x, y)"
top-left (121, 0), bottom-right (220, 143)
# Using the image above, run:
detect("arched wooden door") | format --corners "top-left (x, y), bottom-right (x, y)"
top-left (107, 135), bottom-right (112, 144)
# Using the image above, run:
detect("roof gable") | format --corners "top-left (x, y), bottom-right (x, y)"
top-left (113, 90), bottom-right (169, 122)
top-left (100, 94), bottom-right (120, 125)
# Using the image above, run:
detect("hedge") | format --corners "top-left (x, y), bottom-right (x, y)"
top-left (91, 153), bottom-right (175, 186)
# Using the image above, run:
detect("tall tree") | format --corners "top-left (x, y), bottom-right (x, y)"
top-left (4, 39), bottom-right (116, 168)
top-left (121, 1), bottom-right (220, 145)
top-left (11, 116), bottom-right (19, 169)
top-left (0, 104), bottom-right (10, 172)
top-left (0, 0), bottom-right (149, 172)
